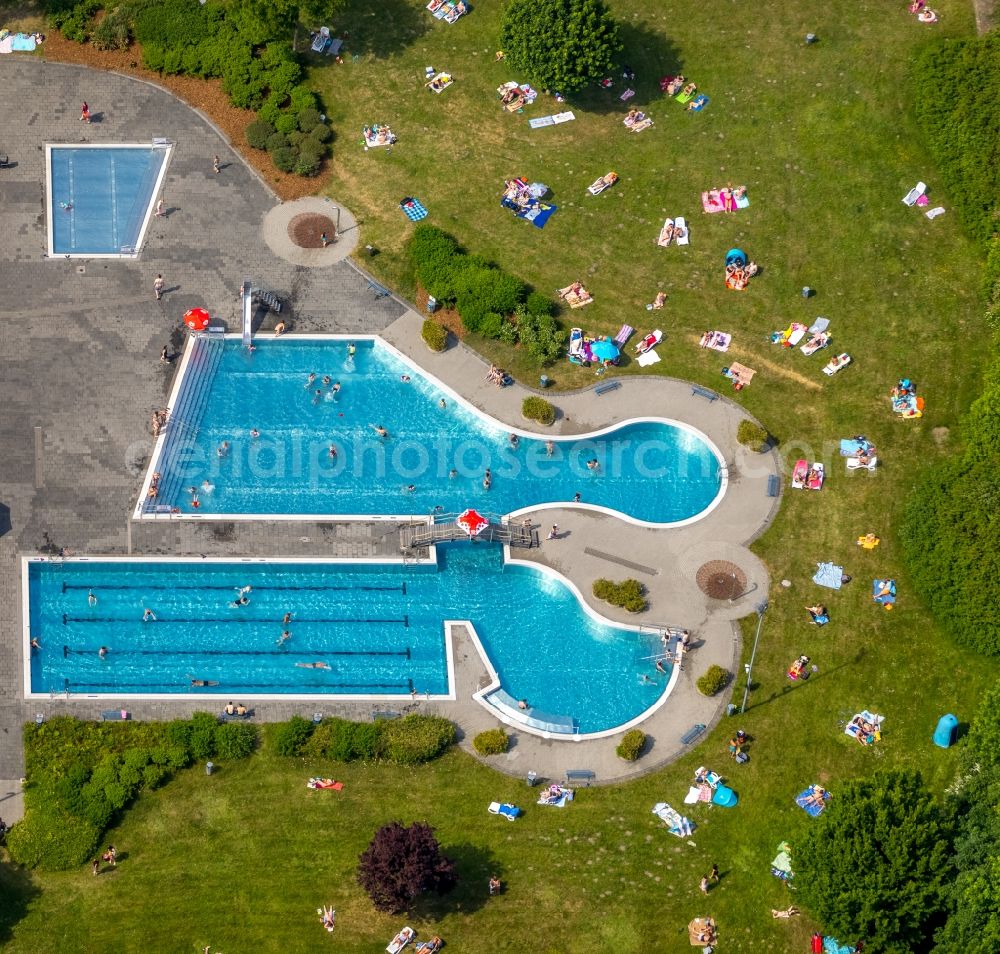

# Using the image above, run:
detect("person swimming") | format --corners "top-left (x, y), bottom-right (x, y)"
top-left (295, 661), bottom-right (331, 670)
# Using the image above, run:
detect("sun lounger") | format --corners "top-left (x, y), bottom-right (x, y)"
top-left (823, 353), bottom-right (851, 375)
top-left (587, 171), bottom-right (618, 195)
top-left (415, 940), bottom-right (443, 954)
top-left (636, 329), bottom-right (663, 354)
top-left (311, 27), bottom-right (331, 52)
top-left (488, 801), bottom-right (521, 820)
top-left (568, 326), bottom-right (584, 357)
top-left (387, 926), bottom-right (415, 954)
top-left (801, 331), bottom-right (830, 355)
top-left (699, 330), bottom-right (731, 352)
top-left (902, 181), bottom-right (926, 206)
top-left (808, 316), bottom-right (830, 334)
top-left (791, 459), bottom-right (809, 490)
top-left (847, 455), bottom-right (877, 471)
top-left (925, 206), bottom-right (946, 219)
top-left (795, 785), bottom-right (831, 817)
top-left (674, 216), bottom-right (689, 245)
top-left (807, 462), bottom-right (824, 490)
top-left (651, 802), bottom-right (695, 837)
top-left (636, 350), bottom-right (661, 367)
top-left (613, 324), bottom-right (634, 345)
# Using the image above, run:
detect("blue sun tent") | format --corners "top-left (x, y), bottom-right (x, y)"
top-left (933, 713), bottom-right (958, 748)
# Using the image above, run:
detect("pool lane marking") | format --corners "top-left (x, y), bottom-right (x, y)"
top-left (64, 680), bottom-right (414, 691)
top-left (63, 645), bottom-right (412, 658)
top-left (61, 583), bottom-right (406, 594)
top-left (62, 615), bottom-right (408, 625)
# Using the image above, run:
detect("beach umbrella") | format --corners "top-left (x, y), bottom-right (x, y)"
top-left (456, 508), bottom-right (489, 537)
top-left (590, 338), bottom-right (620, 362)
top-left (184, 307), bottom-right (210, 331)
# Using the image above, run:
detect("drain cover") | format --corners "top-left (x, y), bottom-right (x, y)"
top-left (696, 560), bottom-right (747, 600)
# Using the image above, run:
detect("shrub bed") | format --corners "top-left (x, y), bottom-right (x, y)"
top-left (473, 729), bottom-right (509, 756)
top-left (14, 714), bottom-right (257, 870)
top-left (407, 226), bottom-right (563, 363)
top-left (422, 320), bottom-right (448, 352)
top-left (736, 419), bottom-right (769, 452)
top-left (696, 665), bottom-right (731, 696)
top-left (522, 396), bottom-right (556, 426)
top-left (616, 729), bottom-right (646, 761)
top-left (592, 578), bottom-right (648, 613)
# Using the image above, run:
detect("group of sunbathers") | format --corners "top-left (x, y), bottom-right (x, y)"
top-left (486, 364), bottom-right (509, 387)
top-left (657, 220), bottom-right (687, 246)
top-left (150, 408), bottom-right (168, 436)
top-left (726, 258), bottom-right (758, 290)
top-left (502, 178), bottom-right (533, 208)
top-left (623, 109), bottom-right (651, 130)
top-left (363, 124), bottom-right (396, 146)
top-left (559, 281), bottom-right (592, 306)
top-left (223, 701), bottom-right (249, 716)
top-left (908, 0), bottom-right (938, 21)
top-left (537, 784), bottom-right (572, 805)
top-left (707, 185), bottom-right (747, 212)
top-left (146, 471), bottom-right (162, 499)
top-left (499, 85), bottom-right (525, 110)
top-left (849, 714), bottom-right (879, 745)
top-left (787, 655), bottom-right (811, 680)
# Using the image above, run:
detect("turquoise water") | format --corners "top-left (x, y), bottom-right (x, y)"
top-left (50, 147), bottom-right (164, 254)
top-left (28, 546), bottom-right (667, 733)
top-left (152, 339), bottom-right (722, 524)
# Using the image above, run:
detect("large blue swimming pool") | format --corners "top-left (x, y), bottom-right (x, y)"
top-left (48, 145), bottom-right (166, 255)
top-left (27, 546), bottom-right (667, 734)
top-left (145, 338), bottom-right (723, 525)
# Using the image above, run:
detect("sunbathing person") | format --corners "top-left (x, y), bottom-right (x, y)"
top-left (745, 260), bottom-right (759, 277)
top-left (803, 786), bottom-right (827, 807)
top-left (623, 109), bottom-right (645, 128)
top-left (721, 187), bottom-right (736, 212)
top-left (652, 292), bottom-right (667, 309)
top-left (666, 75), bottom-right (685, 95)
top-left (319, 905), bottom-right (336, 931)
top-left (681, 82), bottom-right (697, 98)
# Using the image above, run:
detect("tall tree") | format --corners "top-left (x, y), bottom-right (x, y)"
top-left (499, 0), bottom-right (622, 94)
top-left (796, 771), bottom-right (954, 954)
top-left (357, 822), bottom-right (457, 913)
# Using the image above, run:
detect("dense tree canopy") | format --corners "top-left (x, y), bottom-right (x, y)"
top-left (901, 359), bottom-right (1000, 656)
top-left (357, 821), bottom-right (456, 913)
top-left (499, 0), bottom-right (622, 94)
top-left (796, 771), bottom-right (954, 954)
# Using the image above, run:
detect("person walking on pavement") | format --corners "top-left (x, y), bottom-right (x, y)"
top-left (154, 274), bottom-right (164, 301)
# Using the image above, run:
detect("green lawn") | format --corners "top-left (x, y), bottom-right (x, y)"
top-left (3, 0), bottom-right (999, 951)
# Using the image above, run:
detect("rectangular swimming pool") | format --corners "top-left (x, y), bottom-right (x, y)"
top-left (46, 144), bottom-right (170, 257)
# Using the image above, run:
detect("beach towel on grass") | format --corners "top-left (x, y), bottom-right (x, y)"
top-left (529, 112), bottom-right (575, 128)
top-left (795, 786), bottom-right (831, 817)
top-left (519, 203), bottom-right (557, 229)
top-left (812, 562), bottom-right (844, 590)
top-left (400, 198), bottom-right (428, 221)
top-left (637, 349), bottom-right (661, 367)
top-left (687, 95), bottom-right (710, 112)
top-left (10, 33), bottom-right (36, 52)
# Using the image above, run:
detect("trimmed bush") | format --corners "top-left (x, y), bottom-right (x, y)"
top-left (272, 715), bottom-right (315, 756)
top-left (265, 132), bottom-right (289, 154)
top-left (271, 146), bottom-right (298, 173)
top-left (526, 290), bottom-right (554, 316)
top-left (188, 712), bottom-right (218, 759)
top-left (473, 729), bottom-right (509, 756)
top-left (616, 729), bottom-right (646, 761)
top-left (246, 120), bottom-right (277, 152)
top-left (737, 419), bottom-right (769, 452)
top-left (214, 722), bottom-right (258, 760)
top-left (310, 123), bottom-right (333, 144)
top-left (293, 150), bottom-right (322, 177)
top-left (592, 578), bottom-right (647, 613)
top-left (421, 320), bottom-right (448, 352)
top-left (522, 396), bottom-right (556, 426)
top-left (297, 107), bottom-right (322, 133)
top-left (515, 308), bottom-right (566, 365)
top-left (480, 312), bottom-right (504, 340)
top-left (697, 665), bottom-right (731, 696)
top-left (6, 808), bottom-right (100, 871)
top-left (380, 715), bottom-right (456, 765)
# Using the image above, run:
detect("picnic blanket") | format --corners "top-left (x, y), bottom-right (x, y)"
top-left (307, 777), bottom-right (344, 790)
top-left (537, 784), bottom-right (574, 807)
top-left (845, 710), bottom-right (883, 745)
top-left (427, 0), bottom-right (466, 22)
top-left (364, 125), bottom-right (396, 147)
top-left (796, 785), bottom-right (831, 817)
top-left (528, 112), bottom-right (575, 128)
top-left (651, 801), bottom-right (695, 837)
top-left (629, 117), bottom-right (653, 133)
top-left (724, 362), bottom-right (755, 389)
top-left (812, 562), bottom-right (844, 590)
top-left (873, 579), bottom-right (896, 606)
top-left (425, 72), bottom-right (453, 93)
top-left (674, 216), bottom-right (690, 245)
top-left (0, 33), bottom-right (37, 52)
top-left (699, 331), bottom-right (730, 352)
top-left (400, 197), bottom-right (428, 221)
top-left (558, 284), bottom-right (593, 308)
top-left (517, 203), bottom-right (557, 228)
top-left (702, 188), bottom-right (744, 213)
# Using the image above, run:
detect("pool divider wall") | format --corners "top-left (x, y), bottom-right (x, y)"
top-left (19, 550), bottom-right (680, 741)
top-left (134, 333), bottom-right (729, 529)
top-left (45, 142), bottom-right (174, 260)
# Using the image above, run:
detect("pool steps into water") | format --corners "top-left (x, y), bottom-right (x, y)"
top-left (147, 334), bottom-right (225, 512)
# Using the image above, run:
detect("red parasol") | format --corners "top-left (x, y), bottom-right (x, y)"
top-left (456, 508), bottom-right (489, 537)
top-left (184, 307), bottom-right (210, 331)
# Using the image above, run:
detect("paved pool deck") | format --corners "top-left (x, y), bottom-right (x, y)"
top-left (0, 58), bottom-right (779, 818)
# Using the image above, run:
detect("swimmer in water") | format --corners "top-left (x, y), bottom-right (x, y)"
top-left (328, 445), bottom-right (337, 460)
top-left (190, 679), bottom-right (220, 687)
top-left (347, 343), bottom-right (356, 358)
top-left (282, 612), bottom-right (293, 625)
top-left (322, 375), bottom-right (332, 387)
top-left (277, 630), bottom-right (291, 646)
top-left (201, 480), bottom-right (215, 494)
top-left (99, 646), bottom-right (108, 659)
top-left (88, 590), bottom-right (97, 606)
top-left (439, 398), bottom-right (447, 409)
top-left (217, 441), bottom-right (230, 458)
top-left (250, 428), bottom-right (260, 439)
top-left (371, 424), bottom-right (389, 439)
top-left (306, 372), bottom-right (316, 389)
top-left (545, 441), bottom-right (555, 457)
top-left (143, 608), bottom-right (157, 622)
top-left (295, 661), bottom-right (331, 670)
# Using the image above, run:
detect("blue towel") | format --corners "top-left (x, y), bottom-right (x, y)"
top-left (796, 787), bottom-right (829, 817)
top-left (873, 579), bottom-right (896, 605)
top-left (11, 33), bottom-right (37, 51)
top-left (522, 203), bottom-right (557, 229)
top-left (688, 94), bottom-right (710, 112)
top-left (400, 198), bottom-right (428, 221)
top-left (812, 562), bottom-right (843, 590)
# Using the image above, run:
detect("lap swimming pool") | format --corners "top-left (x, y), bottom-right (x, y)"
top-left (138, 336), bottom-right (725, 526)
top-left (46, 144), bottom-right (170, 257)
top-left (25, 544), bottom-right (672, 736)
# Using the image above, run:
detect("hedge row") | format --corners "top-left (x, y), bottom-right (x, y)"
top-left (48, 0), bottom-right (329, 176)
top-left (592, 578), bottom-right (647, 613)
top-left (11, 714), bottom-right (257, 870)
top-left (270, 714), bottom-right (457, 765)
top-left (407, 226), bottom-right (564, 365)
top-left (911, 33), bottom-right (1000, 251)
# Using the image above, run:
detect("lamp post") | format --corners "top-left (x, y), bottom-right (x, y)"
top-left (739, 600), bottom-right (768, 714)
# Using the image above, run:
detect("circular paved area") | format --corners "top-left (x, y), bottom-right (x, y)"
top-left (262, 196), bottom-right (359, 266)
